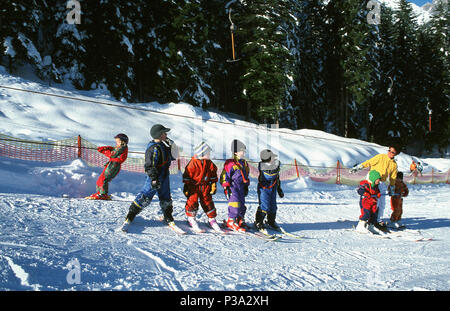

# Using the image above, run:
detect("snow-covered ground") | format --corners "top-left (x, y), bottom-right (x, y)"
top-left (0, 169), bottom-right (449, 291)
top-left (0, 70), bottom-right (449, 291)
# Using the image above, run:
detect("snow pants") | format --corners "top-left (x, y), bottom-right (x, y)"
top-left (227, 183), bottom-right (246, 220)
top-left (390, 196), bottom-right (403, 222)
top-left (257, 186), bottom-right (277, 214)
top-left (96, 162), bottom-right (121, 195)
top-left (133, 173), bottom-right (172, 211)
top-left (185, 184), bottom-right (216, 218)
top-left (359, 197), bottom-right (378, 224)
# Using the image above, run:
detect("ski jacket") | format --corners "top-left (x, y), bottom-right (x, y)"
top-left (361, 154), bottom-right (398, 186)
top-left (98, 145), bottom-right (128, 165)
top-left (144, 140), bottom-right (174, 179)
top-left (220, 156), bottom-right (250, 189)
top-left (357, 180), bottom-right (381, 209)
top-left (258, 160), bottom-right (280, 189)
top-left (182, 157), bottom-right (218, 186)
top-left (392, 179), bottom-right (408, 198)
top-left (410, 162), bottom-right (417, 172)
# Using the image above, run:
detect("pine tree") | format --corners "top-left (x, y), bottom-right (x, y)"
top-left (236, 0), bottom-right (296, 124)
top-left (369, 4), bottom-right (396, 145)
top-left (425, 0), bottom-right (450, 154)
top-left (291, 0), bottom-right (326, 130)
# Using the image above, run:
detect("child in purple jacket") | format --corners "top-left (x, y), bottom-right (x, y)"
top-left (220, 139), bottom-right (250, 232)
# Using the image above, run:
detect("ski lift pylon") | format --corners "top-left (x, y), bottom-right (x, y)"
top-left (227, 8), bottom-right (240, 63)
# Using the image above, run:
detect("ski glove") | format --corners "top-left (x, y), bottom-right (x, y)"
top-left (387, 185), bottom-right (393, 196)
top-left (224, 187), bottom-right (232, 200)
top-left (210, 183), bottom-right (217, 195)
top-left (151, 179), bottom-right (161, 190)
top-left (277, 186), bottom-right (284, 198)
top-left (183, 184), bottom-right (190, 197)
top-left (349, 164), bottom-right (364, 173)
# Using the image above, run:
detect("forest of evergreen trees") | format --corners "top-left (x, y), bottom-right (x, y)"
top-left (1, 0), bottom-right (448, 155)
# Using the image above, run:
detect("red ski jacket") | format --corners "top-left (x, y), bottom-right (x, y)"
top-left (182, 157), bottom-right (218, 185)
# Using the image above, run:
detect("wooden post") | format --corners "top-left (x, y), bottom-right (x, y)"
top-left (431, 168), bottom-right (434, 184)
top-left (77, 135), bottom-right (82, 158)
top-left (336, 160), bottom-right (341, 185)
top-left (177, 158), bottom-right (181, 172)
top-left (294, 159), bottom-right (300, 178)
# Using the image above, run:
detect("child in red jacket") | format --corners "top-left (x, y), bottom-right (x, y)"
top-left (87, 133), bottom-right (128, 200)
top-left (355, 170), bottom-right (384, 234)
top-left (182, 142), bottom-right (221, 232)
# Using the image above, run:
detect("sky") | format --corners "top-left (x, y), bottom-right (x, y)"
top-left (408, 0), bottom-right (432, 6)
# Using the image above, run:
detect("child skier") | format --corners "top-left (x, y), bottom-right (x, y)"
top-left (389, 171), bottom-right (409, 229)
top-left (254, 149), bottom-right (284, 231)
top-left (355, 170), bottom-right (384, 234)
top-left (87, 133), bottom-right (128, 200)
top-left (182, 141), bottom-right (222, 233)
top-left (120, 124), bottom-right (179, 233)
top-left (220, 139), bottom-right (250, 232)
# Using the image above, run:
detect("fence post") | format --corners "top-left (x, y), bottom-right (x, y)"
top-left (336, 160), bottom-right (341, 185)
top-left (177, 158), bottom-right (181, 172)
top-left (77, 135), bottom-right (82, 158)
top-left (294, 158), bottom-right (300, 179)
top-left (431, 168), bottom-right (434, 184)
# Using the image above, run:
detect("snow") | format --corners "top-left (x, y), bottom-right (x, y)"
top-left (0, 71), bottom-right (449, 290)
top-left (3, 37), bottom-right (16, 58)
top-left (378, 0), bottom-right (433, 23)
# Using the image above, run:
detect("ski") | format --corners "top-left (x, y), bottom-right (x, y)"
top-left (268, 225), bottom-right (303, 239)
top-left (158, 217), bottom-right (187, 235)
top-left (167, 221), bottom-right (187, 235)
top-left (262, 220), bottom-right (304, 239)
top-left (186, 218), bottom-right (206, 234)
top-left (346, 228), bottom-right (391, 239)
top-left (221, 221), bottom-right (281, 241)
top-left (386, 229), bottom-right (433, 242)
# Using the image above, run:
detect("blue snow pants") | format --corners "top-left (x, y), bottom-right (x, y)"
top-left (257, 186), bottom-right (277, 214)
top-left (133, 172), bottom-right (172, 209)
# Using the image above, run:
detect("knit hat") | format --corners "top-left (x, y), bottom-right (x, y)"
top-left (194, 141), bottom-right (211, 157)
top-left (150, 124), bottom-right (170, 139)
top-left (231, 139), bottom-right (246, 154)
top-left (368, 170), bottom-right (381, 187)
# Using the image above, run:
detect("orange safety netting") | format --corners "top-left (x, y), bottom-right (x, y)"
top-left (1, 133), bottom-right (448, 185)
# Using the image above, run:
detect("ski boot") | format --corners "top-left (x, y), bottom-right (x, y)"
top-left (187, 216), bottom-right (205, 233)
top-left (254, 207), bottom-right (266, 231)
top-left (209, 218), bottom-right (223, 233)
top-left (226, 217), bottom-right (246, 232)
top-left (266, 212), bottom-right (280, 231)
top-left (355, 220), bottom-right (370, 234)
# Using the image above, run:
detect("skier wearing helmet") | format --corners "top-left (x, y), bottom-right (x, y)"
top-left (220, 139), bottom-right (250, 232)
top-left (86, 133), bottom-right (128, 200)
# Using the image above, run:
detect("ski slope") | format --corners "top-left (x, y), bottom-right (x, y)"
top-left (0, 170), bottom-right (449, 291)
top-left (0, 69), bottom-right (449, 291)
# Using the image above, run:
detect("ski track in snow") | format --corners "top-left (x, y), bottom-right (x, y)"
top-left (0, 182), bottom-right (449, 291)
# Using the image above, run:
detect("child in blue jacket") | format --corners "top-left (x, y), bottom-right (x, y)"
top-left (254, 149), bottom-right (284, 231)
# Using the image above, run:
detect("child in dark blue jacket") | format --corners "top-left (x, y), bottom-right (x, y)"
top-left (121, 124), bottom-right (177, 232)
top-left (254, 149), bottom-right (284, 231)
